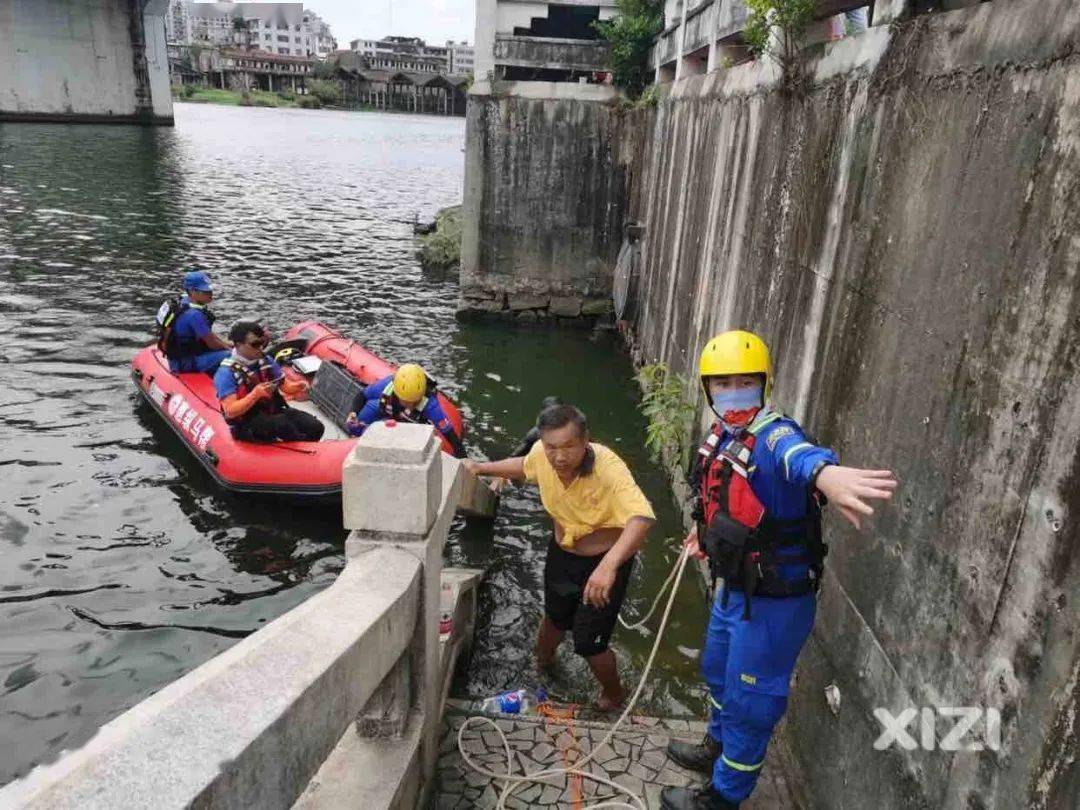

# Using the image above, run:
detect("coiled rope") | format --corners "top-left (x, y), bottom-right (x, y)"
top-left (457, 546), bottom-right (691, 810)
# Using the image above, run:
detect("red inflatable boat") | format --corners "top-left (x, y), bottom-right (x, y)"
top-left (131, 321), bottom-right (465, 497)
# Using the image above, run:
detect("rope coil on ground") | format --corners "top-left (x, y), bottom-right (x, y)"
top-left (457, 547), bottom-right (691, 810)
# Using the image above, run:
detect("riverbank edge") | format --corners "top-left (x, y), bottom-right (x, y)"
top-left (170, 87), bottom-right (377, 112)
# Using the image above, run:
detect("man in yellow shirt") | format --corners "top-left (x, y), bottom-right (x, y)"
top-left (464, 404), bottom-right (655, 710)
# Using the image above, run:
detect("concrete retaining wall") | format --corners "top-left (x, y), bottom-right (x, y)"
top-left (620, 3), bottom-right (1079, 807)
top-left (459, 81), bottom-right (629, 324)
top-left (0, 0), bottom-right (173, 124)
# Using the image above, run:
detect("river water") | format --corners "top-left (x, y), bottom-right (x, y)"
top-left (0, 103), bottom-right (704, 785)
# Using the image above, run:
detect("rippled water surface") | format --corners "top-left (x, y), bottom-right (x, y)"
top-left (0, 104), bottom-right (703, 784)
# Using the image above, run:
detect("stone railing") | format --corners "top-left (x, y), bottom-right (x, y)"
top-left (682, 0), bottom-right (716, 55)
top-left (652, 25), bottom-right (681, 69)
top-left (493, 34), bottom-right (612, 73)
top-left (655, 0), bottom-right (899, 76)
top-left (0, 423), bottom-right (486, 809)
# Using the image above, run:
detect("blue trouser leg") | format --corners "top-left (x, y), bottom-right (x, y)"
top-left (170, 350), bottom-right (230, 375)
top-left (710, 588), bottom-right (816, 803)
top-left (701, 588), bottom-right (731, 744)
top-left (193, 350), bottom-right (230, 374)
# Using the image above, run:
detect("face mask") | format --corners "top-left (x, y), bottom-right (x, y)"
top-left (711, 385), bottom-right (763, 427)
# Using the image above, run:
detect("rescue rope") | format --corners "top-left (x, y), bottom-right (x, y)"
top-left (617, 549), bottom-right (685, 631)
top-left (456, 545), bottom-right (691, 810)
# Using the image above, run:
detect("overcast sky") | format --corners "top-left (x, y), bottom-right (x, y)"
top-left (305, 0), bottom-right (476, 46)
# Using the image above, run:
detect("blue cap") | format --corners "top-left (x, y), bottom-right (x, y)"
top-left (183, 270), bottom-right (212, 292)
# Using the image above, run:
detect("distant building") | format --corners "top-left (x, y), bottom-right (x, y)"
top-left (168, 1), bottom-right (336, 59)
top-left (348, 35), bottom-right (456, 75)
top-left (329, 50), bottom-right (469, 116)
top-left (445, 40), bottom-right (475, 75)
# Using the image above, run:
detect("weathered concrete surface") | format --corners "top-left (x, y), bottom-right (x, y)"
top-left (435, 702), bottom-right (806, 808)
top-left (460, 81), bottom-right (629, 323)
top-left (0, 0), bottom-right (173, 124)
top-left (345, 424), bottom-right (465, 808)
top-left (618, 2), bottom-right (1080, 808)
top-left (0, 546), bottom-right (421, 809)
top-left (293, 569), bottom-right (483, 810)
top-left (493, 35), bottom-right (612, 73)
top-left (342, 422), bottom-right (443, 535)
top-left (293, 712), bottom-right (423, 810)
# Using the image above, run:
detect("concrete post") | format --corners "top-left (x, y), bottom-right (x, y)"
top-left (674, 0), bottom-right (688, 80)
top-left (342, 422), bottom-right (462, 806)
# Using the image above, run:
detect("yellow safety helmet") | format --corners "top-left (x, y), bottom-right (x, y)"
top-left (393, 363), bottom-right (429, 403)
top-left (698, 330), bottom-right (773, 400)
top-left (274, 347), bottom-right (298, 365)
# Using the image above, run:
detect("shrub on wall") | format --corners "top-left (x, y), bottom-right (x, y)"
top-left (743, 0), bottom-right (816, 89)
top-left (594, 0), bottom-right (663, 98)
top-left (637, 363), bottom-right (696, 469)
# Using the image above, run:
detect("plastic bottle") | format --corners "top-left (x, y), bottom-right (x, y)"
top-left (439, 581), bottom-right (454, 639)
top-left (480, 687), bottom-right (548, 715)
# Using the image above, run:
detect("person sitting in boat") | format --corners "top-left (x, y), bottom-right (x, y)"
top-left (161, 270), bottom-right (233, 375)
top-left (214, 321), bottom-right (325, 443)
top-left (345, 363), bottom-right (467, 458)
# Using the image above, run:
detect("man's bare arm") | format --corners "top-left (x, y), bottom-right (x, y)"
top-left (462, 456), bottom-right (527, 481)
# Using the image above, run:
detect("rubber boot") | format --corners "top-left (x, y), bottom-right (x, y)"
top-left (666, 733), bottom-right (721, 774)
top-left (660, 784), bottom-right (740, 810)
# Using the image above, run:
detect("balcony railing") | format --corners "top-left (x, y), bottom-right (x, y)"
top-left (493, 35), bottom-right (612, 73)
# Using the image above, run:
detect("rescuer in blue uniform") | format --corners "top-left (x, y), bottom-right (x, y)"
top-left (163, 270), bottom-right (232, 374)
top-left (661, 330), bottom-right (897, 810)
top-left (345, 363), bottom-right (467, 458)
top-left (214, 320), bottom-right (323, 443)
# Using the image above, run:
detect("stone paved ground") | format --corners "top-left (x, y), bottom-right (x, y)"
top-left (433, 699), bottom-right (803, 809)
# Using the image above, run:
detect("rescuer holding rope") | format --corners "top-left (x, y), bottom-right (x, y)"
top-left (661, 330), bottom-right (897, 810)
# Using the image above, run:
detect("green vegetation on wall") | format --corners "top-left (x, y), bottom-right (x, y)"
top-left (594, 0), bottom-right (663, 98)
top-left (637, 363), bottom-right (696, 469)
top-left (743, 0), bottom-right (816, 88)
top-left (418, 206), bottom-right (463, 272)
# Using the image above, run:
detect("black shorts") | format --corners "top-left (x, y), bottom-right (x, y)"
top-left (544, 538), bottom-right (635, 657)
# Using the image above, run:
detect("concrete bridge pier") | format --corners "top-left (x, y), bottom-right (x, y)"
top-left (0, 0), bottom-right (174, 124)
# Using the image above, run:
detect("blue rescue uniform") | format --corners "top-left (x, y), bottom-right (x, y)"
top-left (169, 302), bottom-right (229, 374)
top-left (213, 354), bottom-right (284, 401)
top-left (349, 374), bottom-right (466, 457)
top-left (695, 407), bottom-right (837, 803)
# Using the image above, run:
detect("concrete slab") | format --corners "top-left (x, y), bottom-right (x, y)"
top-left (293, 711), bottom-right (423, 810)
top-left (454, 457), bottom-right (500, 518)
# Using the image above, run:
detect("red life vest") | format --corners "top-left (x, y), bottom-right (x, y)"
top-left (377, 380), bottom-right (429, 423)
top-left (699, 422), bottom-right (766, 531)
top-left (220, 356), bottom-right (284, 423)
top-left (695, 414), bottom-right (825, 616)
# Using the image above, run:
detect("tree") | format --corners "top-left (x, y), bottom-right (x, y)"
top-left (742, 0), bottom-right (816, 89)
top-left (593, 0), bottom-right (663, 98)
top-left (306, 78), bottom-right (340, 106)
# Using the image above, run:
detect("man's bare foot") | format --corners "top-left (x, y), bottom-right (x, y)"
top-left (596, 691), bottom-right (625, 712)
